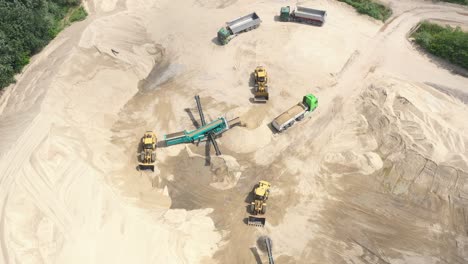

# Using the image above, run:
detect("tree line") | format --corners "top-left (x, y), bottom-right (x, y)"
top-left (413, 22), bottom-right (468, 70)
top-left (0, 0), bottom-right (87, 89)
top-left (338, 0), bottom-right (392, 22)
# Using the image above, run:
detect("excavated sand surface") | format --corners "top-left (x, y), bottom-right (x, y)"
top-left (0, 0), bottom-right (467, 263)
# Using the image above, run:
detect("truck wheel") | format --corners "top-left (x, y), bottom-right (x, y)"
top-left (140, 152), bottom-right (145, 161)
top-left (261, 206), bottom-right (266, 214)
top-left (250, 204), bottom-right (256, 214)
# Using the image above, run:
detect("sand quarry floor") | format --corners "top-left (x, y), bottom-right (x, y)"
top-left (1, 0), bottom-right (468, 263)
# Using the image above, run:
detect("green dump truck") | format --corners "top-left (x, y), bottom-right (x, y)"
top-left (217, 12), bottom-right (262, 45)
top-left (271, 94), bottom-right (318, 132)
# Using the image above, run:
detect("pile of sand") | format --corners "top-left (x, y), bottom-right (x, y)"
top-left (269, 75), bottom-right (468, 262)
top-left (0, 0), bottom-right (224, 263)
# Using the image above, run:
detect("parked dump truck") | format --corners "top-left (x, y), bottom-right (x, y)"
top-left (253, 66), bottom-right (269, 102)
top-left (280, 6), bottom-right (327, 26)
top-left (271, 94), bottom-right (318, 132)
top-left (217, 12), bottom-right (262, 45)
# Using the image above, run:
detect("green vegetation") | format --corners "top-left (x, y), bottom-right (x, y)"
top-left (70, 6), bottom-right (88, 23)
top-left (412, 22), bottom-right (468, 70)
top-left (440, 0), bottom-right (468, 5)
top-left (338, 0), bottom-right (392, 22)
top-left (0, 0), bottom-right (87, 89)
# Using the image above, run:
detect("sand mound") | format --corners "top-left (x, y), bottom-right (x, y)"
top-left (0, 1), bottom-right (224, 263)
top-left (222, 124), bottom-right (271, 154)
top-left (2, 0), bottom-right (468, 263)
top-left (270, 75), bottom-right (468, 262)
top-left (323, 151), bottom-right (383, 175)
top-left (209, 155), bottom-right (242, 190)
top-left (322, 76), bottom-right (468, 180)
top-left (358, 78), bottom-right (468, 207)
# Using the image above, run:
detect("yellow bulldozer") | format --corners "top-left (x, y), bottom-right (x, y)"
top-left (248, 180), bottom-right (271, 227)
top-left (253, 66), bottom-right (269, 103)
top-left (138, 131), bottom-right (157, 171)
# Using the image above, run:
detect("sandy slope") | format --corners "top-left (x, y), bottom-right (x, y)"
top-left (0, 0), bottom-right (467, 263)
top-left (0, 1), bottom-right (222, 263)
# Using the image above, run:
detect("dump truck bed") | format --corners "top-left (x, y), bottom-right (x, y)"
top-left (294, 6), bottom-right (327, 22)
top-left (272, 103), bottom-right (307, 130)
top-left (227, 12), bottom-right (261, 34)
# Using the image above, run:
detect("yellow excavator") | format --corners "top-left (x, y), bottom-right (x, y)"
top-left (248, 180), bottom-right (271, 226)
top-left (138, 131), bottom-right (157, 171)
top-left (254, 66), bottom-right (269, 103)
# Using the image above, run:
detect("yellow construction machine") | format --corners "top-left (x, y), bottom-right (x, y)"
top-left (138, 131), bottom-right (157, 171)
top-left (253, 66), bottom-right (269, 103)
top-left (248, 180), bottom-right (271, 226)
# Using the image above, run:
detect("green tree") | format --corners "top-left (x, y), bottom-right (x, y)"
top-left (413, 22), bottom-right (468, 69)
top-left (0, 0), bottom-right (87, 89)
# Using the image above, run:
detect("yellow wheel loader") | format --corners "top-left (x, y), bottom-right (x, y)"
top-left (254, 66), bottom-right (269, 103)
top-left (138, 131), bottom-right (157, 171)
top-left (248, 180), bottom-right (271, 227)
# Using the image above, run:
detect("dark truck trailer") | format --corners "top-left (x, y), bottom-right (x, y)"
top-left (280, 6), bottom-right (327, 26)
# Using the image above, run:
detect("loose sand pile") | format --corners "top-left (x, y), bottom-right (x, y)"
top-left (0, 0), bottom-right (467, 263)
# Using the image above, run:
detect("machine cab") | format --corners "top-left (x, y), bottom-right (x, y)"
top-left (217, 27), bottom-right (231, 45)
top-left (255, 66), bottom-right (267, 82)
top-left (280, 6), bottom-right (291, 21)
top-left (303, 94), bottom-right (318, 112)
top-left (142, 131), bottom-right (157, 149)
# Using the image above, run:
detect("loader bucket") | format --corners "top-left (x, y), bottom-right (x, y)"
top-left (138, 163), bottom-right (155, 171)
top-left (248, 216), bottom-right (266, 227)
top-left (254, 92), bottom-right (269, 103)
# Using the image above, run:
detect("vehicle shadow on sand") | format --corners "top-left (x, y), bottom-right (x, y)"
top-left (211, 37), bottom-right (222, 46)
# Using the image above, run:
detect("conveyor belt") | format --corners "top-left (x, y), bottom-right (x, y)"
top-left (165, 131), bottom-right (185, 140)
top-left (186, 119), bottom-right (224, 138)
top-left (228, 117), bottom-right (241, 127)
top-left (195, 95), bottom-right (206, 126)
top-left (265, 237), bottom-right (274, 264)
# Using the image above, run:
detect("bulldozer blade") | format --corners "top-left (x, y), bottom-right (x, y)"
top-left (247, 216), bottom-right (266, 227)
